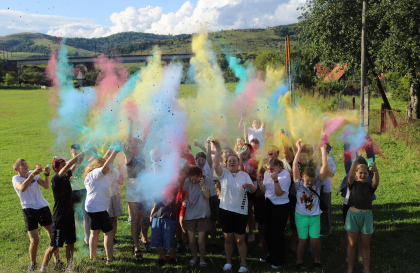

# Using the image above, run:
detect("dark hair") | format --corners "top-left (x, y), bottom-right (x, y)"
top-left (188, 166), bottom-right (203, 177)
top-left (250, 139), bottom-right (260, 145)
top-left (325, 143), bottom-right (332, 154)
top-left (301, 144), bottom-right (313, 154)
top-left (195, 151), bottom-right (206, 160)
top-left (356, 156), bottom-right (367, 165)
top-left (303, 166), bottom-right (316, 178)
top-left (266, 157), bottom-right (284, 168)
top-left (225, 154), bottom-right (240, 165)
top-left (52, 158), bottom-right (66, 172)
top-left (71, 144), bottom-right (80, 150)
top-left (241, 143), bottom-right (253, 161)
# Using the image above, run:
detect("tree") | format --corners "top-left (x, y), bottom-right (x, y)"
top-left (291, 48), bottom-right (318, 88)
top-left (5, 72), bottom-right (17, 85)
top-left (254, 50), bottom-right (284, 72)
top-left (298, 0), bottom-right (420, 118)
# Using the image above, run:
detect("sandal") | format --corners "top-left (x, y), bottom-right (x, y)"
top-left (89, 257), bottom-right (106, 262)
top-left (139, 240), bottom-right (152, 253)
top-left (106, 258), bottom-right (115, 265)
top-left (295, 263), bottom-right (305, 269)
top-left (134, 250), bottom-right (143, 262)
top-left (188, 258), bottom-right (198, 266)
top-left (199, 261), bottom-right (207, 267)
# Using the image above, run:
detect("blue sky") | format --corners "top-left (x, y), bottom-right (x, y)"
top-left (0, 0), bottom-right (304, 38)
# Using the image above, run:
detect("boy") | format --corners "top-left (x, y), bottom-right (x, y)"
top-left (40, 152), bottom-right (85, 272)
top-left (12, 159), bottom-right (59, 271)
top-left (292, 140), bottom-right (328, 270)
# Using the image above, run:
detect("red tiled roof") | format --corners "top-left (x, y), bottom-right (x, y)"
top-left (315, 64), bottom-right (348, 82)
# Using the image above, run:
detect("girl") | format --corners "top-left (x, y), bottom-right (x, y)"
top-left (234, 137), bottom-right (245, 155)
top-left (181, 166), bottom-right (212, 267)
top-left (345, 158), bottom-right (379, 273)
top-left (213, 140), bottom-right (256, 273)
top-left (84, 145), bottom-right (120, 263)
top-left (292, 140), bottom-right (328, 270)
top-left (259, 157), bottom-right (291, 269)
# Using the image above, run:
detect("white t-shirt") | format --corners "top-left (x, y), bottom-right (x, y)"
top-left (317, 155), bottom-right (336, 193)
top-left (263, 169), bottom-right (291, 205)
top-left (217, 168), bottom-right (252, 215)
top-left (247, 126), bottom-right (265, 147)
top-left (202, 161), bottom-right (217, 196)
top-left (150, 149), bottom-right (162, 173)
top-left (106, 168), bottom-right (120, 197)
top-left (85, 168), bottom-right (112, 213)
top-left (12, 171), bottom-right (49, 209)
top-left (294, 177), bottom-right (322, 216)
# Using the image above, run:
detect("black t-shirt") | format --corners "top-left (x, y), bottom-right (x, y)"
top-left (51, 170), bottom-right (74, 221)
top-left (151, 198), bottom-right (177, 221)
top-left (348, 180), bottom-right (377, 210)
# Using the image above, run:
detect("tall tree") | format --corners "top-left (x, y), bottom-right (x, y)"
top-left (298, 0), bottom-right (420, 117)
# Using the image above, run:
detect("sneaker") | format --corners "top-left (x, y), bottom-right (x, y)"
top-left (39, 265), bottom-right (46, 273)
top-left (238, 265), bottom-right (248, 272)
top-left (157, 258), bottom-right (165, 268)
top-left (175, 242), bottom-right (184, 252)
top-left (28, 263), bottom-right (37, 271)
top-left (168, 256), bottom-right (178, 266)
top-left (53, 260), bottom-right (64, 270)
top-left (127, 217), bottom-right (132, 224)
top-left (247, 234), bottom-right (255, 243)
top-left (271, 264), bottom-right (282, 269)
top-left (223, 263), bottom-right (233, 271)
top-left (260, 255), bottom-right (271, 263)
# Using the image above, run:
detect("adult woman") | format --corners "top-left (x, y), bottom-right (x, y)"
top-left (213, 140), bottom-right (256, 273)
top-left (84, 145), bottom-right (120, 263)
top-left (181, 166), bottom-right (212, 267)
top-left (259, 157), bottom-right (291, 269)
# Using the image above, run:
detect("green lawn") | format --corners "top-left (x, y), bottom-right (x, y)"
top-left (0, 88), bottom-right (419, 272)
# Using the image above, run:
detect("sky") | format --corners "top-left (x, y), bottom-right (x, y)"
top-left (0, 0), bottom-right (305, 38)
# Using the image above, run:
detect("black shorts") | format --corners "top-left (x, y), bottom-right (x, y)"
top-left (209, 195), bottom-right (219, 222)
top-left (288, 195), bottom-right (297, 230)
top-left (254, 195), bottom-right (265, 224)
top-left (88, 211), bottom-right (113, 233)
top-left (23, 206), bottom-right (52, 231)
top-left (71, 189), bottom-right (87, 216)
top-left (50, 217), bottom-right (76, 247)
top-left (219, 208), bottom-right (247, 235)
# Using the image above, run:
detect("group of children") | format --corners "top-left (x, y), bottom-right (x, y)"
top-left (12, 118), bottom-right (380, 273)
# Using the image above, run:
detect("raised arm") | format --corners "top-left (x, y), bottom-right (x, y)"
top-left (370, 163), bottom-right (380, 189)
top-left (102, 142), bottom-right (121, 175)
top-left (206, 139), bottom-right (213, 167)
top-left (212, 140), bottom-right (223, 177)
top-left (194, 140), bottom-right (207, 153)
top-left (292, 140), bottom-right (302, 181)
top-left (14, 167), bottom-right (43, 193)
top-left (59, 152), bottom-right (84, 178)
top-left (319, 144), bottom-right (328, 181)
top-left (244, 124), bottom-right (249, 143)
top-left (272, 172), bottom-right (286, 197)
top-left (200, 177), bottom-right (210, 199)
top-left (37, 166), bottom-right (51, 189)
top-left (348, 155), bottom-right (357, 185)
top-left (238, 116), bottom-right (244, 129)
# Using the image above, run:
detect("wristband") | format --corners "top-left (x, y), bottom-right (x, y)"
top-left (273, 180), bottom-right (279, 184)
top-left (258, 182), bottom-right (264, 187)
top-left (30, 172), bottom-right (36, 177)
top-left (44, 173), bottom-right (50, 177)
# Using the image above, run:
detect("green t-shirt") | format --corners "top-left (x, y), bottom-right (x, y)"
top-left (71, 161), bottom-right (87, 191)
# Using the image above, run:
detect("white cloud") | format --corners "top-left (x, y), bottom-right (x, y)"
top-left (0, 0), bottom-right (305, 38)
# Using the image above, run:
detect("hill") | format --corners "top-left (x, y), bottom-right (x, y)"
top-left (0, 24), bottom-right (299, 59)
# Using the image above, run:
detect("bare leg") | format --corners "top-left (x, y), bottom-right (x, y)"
top-left (224, 233), bottom-right (234, 264)
top-left (197, 231), bottom-right (207, 262)
top-left (310, 237), bottom-right (321, 264)
top-left (89, 230), bottom-right (100, 260)
top-left (43, 225), bottom-right (59, 262)
top-left (104, 230), bottom-right (114, 261)
top-left (360, 233), bottom-right (372, 273)
top-left (296, 238), bottom-right (306, 265)
top-left (346, 231), bottom-right (359, 273)
top-left (188, 230), bottom-right (198, 260)
top-left (65, 243), bottom-right (74, 263)
top-left (358, 233), bottom-right (363, 262)
top-left (234, 233), bottom-right (247, 266)
top-left (41, 246), bottom-right (59, 266)
top-left (83, 212), bottom-right (90, 244)
top-left (27, 230), bottom-right (39, 264)
top-left (157, 248), bottom-right (166, 259)
top-left (111, 217), bottom-right (118, 240)
top-left (128, 202), bottom-right (141, 252)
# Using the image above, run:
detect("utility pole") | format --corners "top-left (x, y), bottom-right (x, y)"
top-left (360, 0), bottom-right (367, 129)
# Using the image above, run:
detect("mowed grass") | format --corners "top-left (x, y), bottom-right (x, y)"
top-left (0, 88), bottom-right (419, 273)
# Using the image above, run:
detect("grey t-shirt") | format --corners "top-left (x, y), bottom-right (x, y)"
top-left (348, 180), bottom-right (376, 210)
top-left (182, 176), bottom-right (212, 220)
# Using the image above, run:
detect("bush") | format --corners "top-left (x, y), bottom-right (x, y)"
top-left (253, 50), bottom-right (284, 72)
top-left (386, 72), bottom-right (410, 101)
top-left (4, 72), bottom-right (17, 85)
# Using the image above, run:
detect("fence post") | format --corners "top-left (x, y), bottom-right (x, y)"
top-left (312, 88), bottom-right (315, 97)
top-left (364, 86), bottom-right (369, 132)
top-left (352, 97), bottom-right (355, 110)
top-left (381, 103), bottom-right (386, 133)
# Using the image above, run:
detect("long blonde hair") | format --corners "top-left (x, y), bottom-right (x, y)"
top-left (83, 158), bottom-right (106, 178)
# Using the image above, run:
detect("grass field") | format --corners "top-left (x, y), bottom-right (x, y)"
top-left (0, 88), bottom-right (419, 273)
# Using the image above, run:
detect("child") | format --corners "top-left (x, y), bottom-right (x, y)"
top-left (103, 150), bottom-right (123, 245)
top-left (12, 159), bottom-right (59, 271)
top-left (292, 140), bottom-right (328, 270)
top-left (234, 137), bottom-right (245, 155)
top-left (345, 157), bottom-right (379, 273)
top-left (40, 152), bottom-right (85, 273)
top-left (84, 145), bottom-right (120, 263)
top-left (239, 117), bottom-right (266, 150)
top-left (259, 157), bottom-right (291, 269)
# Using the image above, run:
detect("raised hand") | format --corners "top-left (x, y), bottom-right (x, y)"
top-left (296, 139), bottom-right (302, 150)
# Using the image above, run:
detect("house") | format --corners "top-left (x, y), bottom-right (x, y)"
top-left (314, 64), bottom-right (357, 94)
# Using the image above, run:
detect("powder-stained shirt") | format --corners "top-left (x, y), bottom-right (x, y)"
top-left (70, 160), bottom-right (87, 191)
top-left (294, 177), bottom-right (322, 216)
top-left (182, 176), bottom-right (212, 220)
top-left (126, 155), bottom-right (145, 179)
